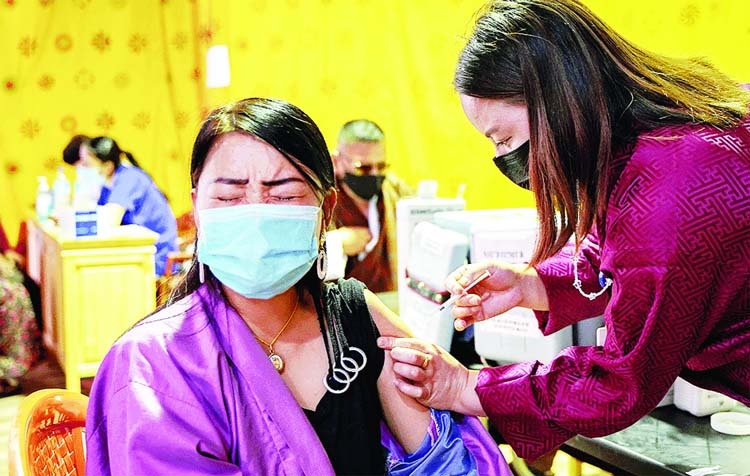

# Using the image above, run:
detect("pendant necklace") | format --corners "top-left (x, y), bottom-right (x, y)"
top-left (252, 298), bottom-right (299, 373)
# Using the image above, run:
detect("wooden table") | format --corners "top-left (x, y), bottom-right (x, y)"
top-left (28, 220), bottom-right (158, 392)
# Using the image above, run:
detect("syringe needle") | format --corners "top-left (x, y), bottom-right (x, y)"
top-left (436, 270), bottom-right (491, 312)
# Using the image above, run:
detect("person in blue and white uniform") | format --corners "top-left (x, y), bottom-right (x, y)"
top-left (86, 136), bottom-right (178, 277)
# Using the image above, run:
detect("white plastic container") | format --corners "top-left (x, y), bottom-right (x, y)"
top-left (673, 377), bottom-right (738, 417)
top-left (58, 208), bottom-right (99, 238)
top-left (52, 166), bottom-right (71, 217)
top-left (35, 176), bottom-right (52, 222)
top-left (468, 208), bottom-right (539, 264)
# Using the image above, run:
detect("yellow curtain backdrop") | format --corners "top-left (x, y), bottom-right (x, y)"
top-left (0, 0), bottom-right (201, 242)
top-left (1, 0), bottom-right (748, 245)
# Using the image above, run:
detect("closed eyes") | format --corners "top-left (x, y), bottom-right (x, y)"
top-left (494, 137), bottom-right (511, 148)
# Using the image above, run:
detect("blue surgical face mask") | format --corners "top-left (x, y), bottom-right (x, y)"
top-left (197, 203), bottom-right (322, 299)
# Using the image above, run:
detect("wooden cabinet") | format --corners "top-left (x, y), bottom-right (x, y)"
top-left (28, 221), bottom-right (157, 392)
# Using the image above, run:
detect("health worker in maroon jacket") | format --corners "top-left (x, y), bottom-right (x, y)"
top-left (379, 0), bottom-right (750, 461)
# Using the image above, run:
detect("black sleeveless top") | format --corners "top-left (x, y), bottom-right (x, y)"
top-left (303, 279), bottom-right (387, 475)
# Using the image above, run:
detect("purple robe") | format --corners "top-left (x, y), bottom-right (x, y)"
top-left (477, 114), bottom-right (750, 459)
top-left (86, 284), bottom-right (335, 475)
top-left (87, 282), bottom-right (511, 475)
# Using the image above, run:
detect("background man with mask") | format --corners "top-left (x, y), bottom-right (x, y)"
top-left (326, 120), bottom-right (413, 293)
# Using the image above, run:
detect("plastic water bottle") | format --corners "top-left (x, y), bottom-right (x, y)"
top-left (35, 176), bottom-right (52, 222)
top-left (52, 166), bottom-right (71, 216)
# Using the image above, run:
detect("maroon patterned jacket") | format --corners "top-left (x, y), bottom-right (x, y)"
top-left (476, 114), bottom-right (750, 459)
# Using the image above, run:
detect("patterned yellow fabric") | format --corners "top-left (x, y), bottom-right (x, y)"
top-left (1, 0), bottom-right (748, 244)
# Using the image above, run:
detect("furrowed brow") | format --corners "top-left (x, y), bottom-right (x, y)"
top-left (260, 177), bottom-right (306, 187)
top-left (214, 177), bottom-right (249, 185)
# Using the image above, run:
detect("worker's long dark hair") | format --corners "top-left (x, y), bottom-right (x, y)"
top-left (455, 0), bottom-right (749, 263)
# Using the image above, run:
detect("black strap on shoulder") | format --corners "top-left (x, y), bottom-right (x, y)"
top-left (321, 279), bottom-right (381, 390)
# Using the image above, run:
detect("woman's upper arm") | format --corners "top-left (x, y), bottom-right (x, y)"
top-left (366, 290), bottom-right (431, 454)
top-left (364, 289), bottom-right (412, 339)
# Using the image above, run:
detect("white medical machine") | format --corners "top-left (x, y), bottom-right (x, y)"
top-left (395, 181), bottom-right (465, 349)
top-left (400, 221), bottom-right (469, 349)
top-left (398, 207), bottom-right (602, 364)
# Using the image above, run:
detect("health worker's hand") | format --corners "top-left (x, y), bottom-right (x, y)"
top-left (376, 336), bottom-right (484, 416)
top-left (445, 261), bottom-right (549, 331)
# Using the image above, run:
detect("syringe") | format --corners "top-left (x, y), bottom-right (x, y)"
top-left (436, 270), bottom-right (491, 312)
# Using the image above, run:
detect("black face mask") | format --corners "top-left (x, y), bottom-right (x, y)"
top-left (492, 141), bottom-right (530, 190)
top-left (343, 173), bottom-right (385, 200)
